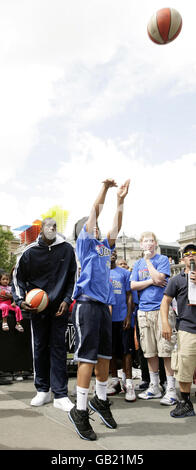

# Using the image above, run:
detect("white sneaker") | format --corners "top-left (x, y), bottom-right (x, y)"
top-left (132, 368), bottom-right (142, 380)
top-left (160, 388), bottom-right (178, 406)
top-left (138, 383), bottom-right (162, 400)
top-left (53, 397), bottom-right (74, 412)
top-left (106, 380), bottom-right (121, 396)
top-left (31, 391), bottom-right (51, 406)
top-left (125, 382), bottom-right (136, 402)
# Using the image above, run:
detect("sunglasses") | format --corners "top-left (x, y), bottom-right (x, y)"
top-left (183, 251), bottom-right (196, 257)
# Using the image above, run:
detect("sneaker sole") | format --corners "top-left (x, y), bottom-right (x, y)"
top-left (68, 411), bottom-right (97, 441)
top-left (170, 410), bottom-right (196, 418)
top-left (31, 397), bottom-right (51, 406)
top-left (160, 400), bottom-right (177, 406)
top-left (88, 401), bottom-right (116, 429)
top-left (138, 394), bottom-right (162, 400)
top-left (125, 397), bottom-right (136, 402)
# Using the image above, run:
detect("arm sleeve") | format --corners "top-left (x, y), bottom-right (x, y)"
top-left (63, 248), bottom-right (77, 305)
top-left (163, 277), bottom-right (177, 299)
top-left (157, 256), bottom-right (171, 277)
top-left (11, 254), bottom-right (28, 307)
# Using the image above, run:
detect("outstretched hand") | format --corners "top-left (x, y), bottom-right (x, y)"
top-left (117, 179), bottom-right (130, 201)
top-left (102, 179), bottom-right (118, 189)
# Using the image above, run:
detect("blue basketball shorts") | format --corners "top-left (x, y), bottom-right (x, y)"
top-left (71, 300), bottom-right (112, 364)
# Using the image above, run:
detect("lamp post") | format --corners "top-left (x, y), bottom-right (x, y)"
top-left (122, 232), bottom-right (127, 260)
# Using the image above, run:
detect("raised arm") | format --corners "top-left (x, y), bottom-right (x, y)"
top-left (86, 179), bottom-right (117, 234)
top-left (107, 179), bottom-right (130, 248)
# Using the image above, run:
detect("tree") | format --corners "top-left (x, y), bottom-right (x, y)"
top-left (0, 227), bottom-right (16, 273)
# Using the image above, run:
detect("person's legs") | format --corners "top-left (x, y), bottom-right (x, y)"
top-left (123, 352), bottom-right (136, 402)
top-left (50, 312), bottom-right (74, 411)
top-left (76, 361), bottom-right (94, 410)
top-left (88, 306), bottom-right (117, 429)
top-left (170, 331), bottom-right (196, 417)
top-left (30, 312), bottom-right (52, 406)
top-left (89, 357), bottom-right (117, 429)
top-left (50, 313), bottom-right (69, 398)
top-left (159, 357), bottom-right (177, 406)
top-left (10, 305), bottom-right (24, 332)
top-left (107, 322), bottom-right (122, 395)
top-left (68, 301), bottom-right (100, 440)
top-left (31, 313), bottom-right (50, 393)
top-left (1, 302), bottom-right (10, 330)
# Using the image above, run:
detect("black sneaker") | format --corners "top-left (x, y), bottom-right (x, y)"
top-left (88, 394), bottom-right (117, 429)
top-left (170, 400), bottom-right (196, 418)
top-left (68, 405), bottom-right (97, 440)
top-left (135, 381), bottom-right (149, 391)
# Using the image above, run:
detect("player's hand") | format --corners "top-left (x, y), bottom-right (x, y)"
top-left (56, 301), bottom-right (69, 317)
top-left (102, 179), bottom-right (118, 189)
top-left (21, 301), bottom-right (37, 313)
top-left (117, 179), bottom-right (130, 201)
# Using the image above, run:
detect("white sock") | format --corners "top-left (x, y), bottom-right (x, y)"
top-left (126, 378), bottom-right (133, 387)
top-left (121, 372), bottom-right (126, 384)
top-left (149, 371), bottom-right (159, 387)
top-left (96, 379), bottom-right (108, 401)
top-left (166, 375), bottom-right (176, 390)
top-left (76, 386), bottom-right (89, 410)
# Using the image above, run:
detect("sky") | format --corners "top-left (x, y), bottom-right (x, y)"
top-left (0, 0), bottom-right (196, 243)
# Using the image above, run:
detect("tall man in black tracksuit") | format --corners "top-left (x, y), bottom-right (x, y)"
top-left (12, 217), bottom-right (76, 412)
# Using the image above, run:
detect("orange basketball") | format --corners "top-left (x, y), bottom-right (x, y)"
top-left (147, 8), bottom-right (182, 45)
top-left (25, 288), bottom-right (49, 312)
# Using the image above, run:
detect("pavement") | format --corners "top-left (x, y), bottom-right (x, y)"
top-left (0, 374), bottom-right (196, 454)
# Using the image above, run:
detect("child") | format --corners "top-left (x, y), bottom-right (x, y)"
top-left (68, 178), bottom-right (130, 441)
top-left (0, 273), bottom-right (24, 332)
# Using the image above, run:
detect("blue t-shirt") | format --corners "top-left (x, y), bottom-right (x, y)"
top-left (73, 224), bottom-right (115, 304)
top-left (131, 254), bottom-right (170, 311)
top-left (110, 267), bottom-right (131, 322)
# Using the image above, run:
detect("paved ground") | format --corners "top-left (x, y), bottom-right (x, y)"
top-left (0, 375), bottom-right (196, 453)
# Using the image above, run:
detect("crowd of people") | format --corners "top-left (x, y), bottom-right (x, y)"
top-left (0, 178), bottom-right (196, 441)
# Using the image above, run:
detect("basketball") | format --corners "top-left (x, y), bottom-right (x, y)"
top-left (25, 288), bottom-right (49, 312)
top-left (147, 8), bottom-right (182, 45)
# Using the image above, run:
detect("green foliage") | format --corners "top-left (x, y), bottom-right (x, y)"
top-left (0, 227), bottom-right (17, 273)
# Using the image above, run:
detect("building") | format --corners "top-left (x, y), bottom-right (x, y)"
top-left (178, 224), bottom-right (196, 252)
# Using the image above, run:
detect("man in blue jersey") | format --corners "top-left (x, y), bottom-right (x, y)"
top-left (68, 178), bottom-right (130, 441)
top-left (131, 232), bottom-right (177, 405)
top-left (107, 249), bottom-right (136, 402)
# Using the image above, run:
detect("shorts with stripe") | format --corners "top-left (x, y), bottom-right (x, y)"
top-left (71, 300), bottom-right (112, 364)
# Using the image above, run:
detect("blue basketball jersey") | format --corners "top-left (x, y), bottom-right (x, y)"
top-left (73, 224), bottom-right (115, 304)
